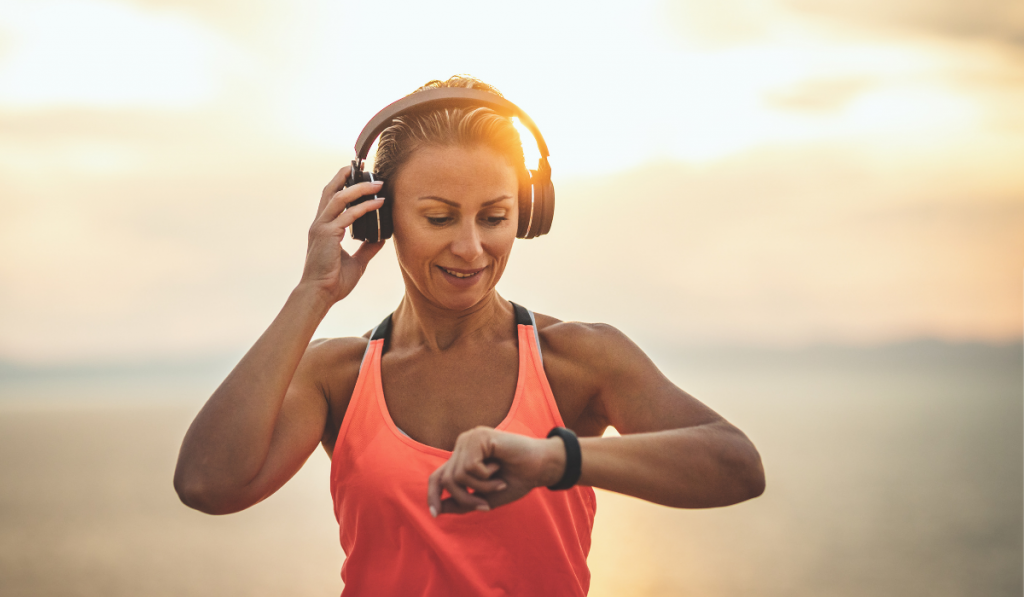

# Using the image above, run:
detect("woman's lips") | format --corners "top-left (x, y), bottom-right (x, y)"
top-left (437, 265), bottom-right (485, 288)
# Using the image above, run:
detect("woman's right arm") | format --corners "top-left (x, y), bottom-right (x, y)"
top-left (173, 166), bottom-right (385, 514)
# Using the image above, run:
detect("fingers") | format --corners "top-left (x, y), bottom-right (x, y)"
top-left (446, 430), bottom-right (502, 489)
top-left (437, 465), bottom-right (508, 515)
top-left (320, 181), bottom-right (384, 224)
top-left (438, 497), bottom-right (477, 515)
top-left (308, 193), bottom-right (383, 247)
top-left (454, 463), bottom-right (507, 494)
top-left (427, 467), bottom-right (443, 518)
top-left (427, 431), bottom-right (510, 518)
top-left (329, 193), bottom-right (385, 229)
top-left (351, 239), bottom-right (386, 271)
top-left (427, 465), bottom-right (489, 517)
top-left (427, 462), bottom-right (497, 517)
top-left (317, 165), bottom-right (352, 218)
top-left (476, 461), bottom-right (502, 479)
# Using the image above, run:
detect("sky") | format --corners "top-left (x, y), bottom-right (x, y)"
top-left (0, 0), bottom-right (1021, 364)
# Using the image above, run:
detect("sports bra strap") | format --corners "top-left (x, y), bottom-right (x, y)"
top-left (511, 302), bottom-right (532, 326)
top-left (359, 314), bottom-right (392, 368)
top-left (359, 305), bottom-right (542, 367)
top-left (371, 314), bottom-right (392, 341)
top-left (510, 302), bottom-right (544, 362)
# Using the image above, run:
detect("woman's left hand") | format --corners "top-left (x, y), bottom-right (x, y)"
top-left (427, 427), bottom-right (566, 517)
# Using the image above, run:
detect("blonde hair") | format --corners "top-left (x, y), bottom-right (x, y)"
top-left (372, 75), bottom-right (529, 188)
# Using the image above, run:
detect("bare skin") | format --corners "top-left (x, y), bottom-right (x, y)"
top-left (174, 145), bottom-right (765, 518)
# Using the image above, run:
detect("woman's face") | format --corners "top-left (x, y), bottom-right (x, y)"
top-left (390, 144), bottom-right (519, 312)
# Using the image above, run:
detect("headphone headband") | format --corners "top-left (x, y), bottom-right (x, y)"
top-left (353, 88), bottom-right (550, 161)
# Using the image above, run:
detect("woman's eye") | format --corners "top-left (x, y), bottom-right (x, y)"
top-left (426, 216), bottom-right (452, 226)
top-left (485, 216), bottom-right (509, 226)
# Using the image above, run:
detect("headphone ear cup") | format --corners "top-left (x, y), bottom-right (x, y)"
top-left (536, 178), bottom-right (554, 236)
top-left (517, 179), bottom-right (533, 239)
top-left (517, 171), bottom-right (554, 239)
top-left (348, 170), bottom-right (392, 242)
top-left (377, 185), bottom-right (393, 239)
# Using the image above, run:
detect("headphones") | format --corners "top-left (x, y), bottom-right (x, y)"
top-left (345, 88), bottom-right (555, 242)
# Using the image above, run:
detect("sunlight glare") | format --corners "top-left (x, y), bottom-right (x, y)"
top-left (0, 0), bottom-right (241, 109)
top-left (511, 116), bottom-right (543, 171)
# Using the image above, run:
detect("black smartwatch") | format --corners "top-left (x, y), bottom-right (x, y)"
top-left (546, 427), bottom-right (582, 490)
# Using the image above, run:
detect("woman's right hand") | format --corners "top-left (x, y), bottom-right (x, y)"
top-left (300, 165), bottom-right (387, 304)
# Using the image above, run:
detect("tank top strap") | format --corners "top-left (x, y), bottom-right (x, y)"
top-left (331, 313), bottom-right (393, 518)
top-left (507, 302), bottom-right (565, 432)
top-left (510, 302), bottom-right (544, 363)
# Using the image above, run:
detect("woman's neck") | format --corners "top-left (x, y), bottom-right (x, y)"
top-left (391, 290), bottom-right (514, 352)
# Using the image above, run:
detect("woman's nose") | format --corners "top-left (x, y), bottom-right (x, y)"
top-left (450, 221), bottom-right (484, 263)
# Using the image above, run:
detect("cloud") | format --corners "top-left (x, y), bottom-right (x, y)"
top-left (765, 76), bottom-right (875, 111)
top-left (784, 0), bottom-right (1024, 48)
top-left (659, 0), bottom-right (1024, 65)
top-left (662, 0), bottom-right (782, 47)
top-left (115, 0), bottom-right (291, 50)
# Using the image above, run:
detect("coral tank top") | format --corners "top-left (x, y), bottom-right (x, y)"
top-left (329, 303), bottom-right (597, 596)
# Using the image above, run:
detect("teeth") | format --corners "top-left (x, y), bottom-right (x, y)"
top-left (442, 267), bottom-right (478, 278)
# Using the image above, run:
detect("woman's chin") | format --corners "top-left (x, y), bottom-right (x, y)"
top-left (425, 282), bottom-right (497, 312)
top-left (431, 290), bottom-right (491, 312)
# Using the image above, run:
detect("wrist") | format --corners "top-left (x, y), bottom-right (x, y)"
top-left (290, 282), bottom-right (335, 319)
top-left (539, 436), bottom-right (566, 488)
top-left (544, 427), bottom-right (582, 490)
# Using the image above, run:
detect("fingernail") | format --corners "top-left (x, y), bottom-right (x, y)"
top-left (429, 506), bottom-right (437, 518)
top-left (476, 504), bottom-right (490, 512)
top-left (496, 482), bottom-right (507, 491)
top-left (371, 180), bottom-right (384, 186)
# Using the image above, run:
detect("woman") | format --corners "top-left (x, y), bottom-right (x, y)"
top-left (174, 76), bottom-right (765, 596)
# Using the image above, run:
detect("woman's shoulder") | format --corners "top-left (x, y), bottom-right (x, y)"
top-left (299, 334), bottom-right (376, 444)
top-left (303, 335), bottom-right (370, 369)
top-left (296, 334), bottom-right (373, 400)
top-left (528, 312), bottom-right (653, 434)
top-left (530, 312), bottom-right (646, 373)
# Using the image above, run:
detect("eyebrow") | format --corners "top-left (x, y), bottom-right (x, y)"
top-left (417, 195), bottom-right (514, 207)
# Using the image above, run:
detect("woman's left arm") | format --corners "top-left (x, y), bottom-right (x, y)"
top-left (569, 323), bottom-right (765, 508)
top-left (427, 322), bottom-right (764, 515)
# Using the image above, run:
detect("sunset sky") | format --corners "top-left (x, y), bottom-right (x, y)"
top-left (1, 0), bottom-right (1021, 364)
